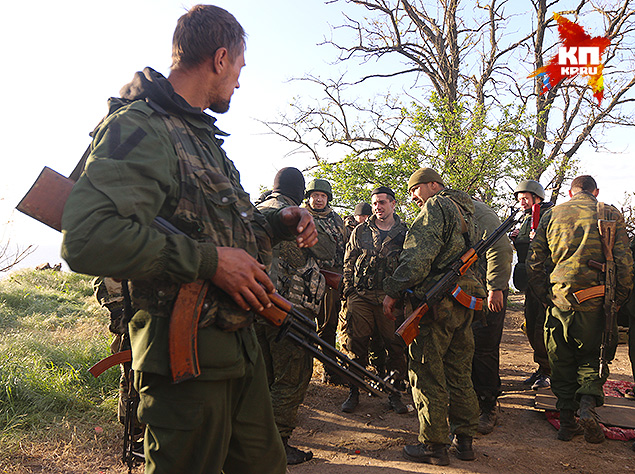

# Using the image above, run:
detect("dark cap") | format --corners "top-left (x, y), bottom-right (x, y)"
top-left (273, 167), bottom-right (305, 205)
top-left (370, 186), bottom-right (395, 199)
top-left (354, 202), bottom-right (372, 216)
top-left (407, 167), bottom-right (445, 191)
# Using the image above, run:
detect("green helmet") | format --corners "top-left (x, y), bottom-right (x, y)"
top-left (514, 180), bottom-right (545, 200)
top-left (305, 178), bottom-right (332, 201)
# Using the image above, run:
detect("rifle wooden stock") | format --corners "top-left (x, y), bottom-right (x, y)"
top-left (320, 269), bottom-right (342, 290)
top-left (17, 167), bottom-right (75, 232)
top-left (395, 208), bottom-right (521, 346)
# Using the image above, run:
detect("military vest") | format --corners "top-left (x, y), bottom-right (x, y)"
top-left (128, 107), bottom-right (273, 331)
top-left (258, 193), bottom-right (326, 315)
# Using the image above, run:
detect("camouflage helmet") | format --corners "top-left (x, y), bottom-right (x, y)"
top-left (514, 180), bottom-right (545, 200)
top-left (305, 178), bottom-right (333, 201)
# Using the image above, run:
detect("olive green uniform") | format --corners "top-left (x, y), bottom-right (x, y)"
top-left (471, 200), bottom-right (513, 409)
top-left (256, 192), bottom-right (335, 438)
top-left (342, 213), bottom-right (408, 379)
top-left (61, 68), bottom-right (287, 474)
top-left (511, 201), bottom-right (554, 376)
top-left (384, 189), bottom-right (485, 444)
top-left (527, 192), bottom-right (633, 411)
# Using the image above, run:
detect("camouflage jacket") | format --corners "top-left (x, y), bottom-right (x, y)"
top-left (472, 200), bottom-right (513, 292)
top-left (527, 191), bottom-right (634, 311)
top-left (512, 201), bottom-right (554, 264)
top-left (302, 204), bottom-right (346, 271)
top-left (384, 188), bottom-right (485, 301)
top-left (343, 214), bottom-right (407, 305)
top-left (257, 192), bottom-right (335, 314)
top-left (61, 68), bottom-right (293, 380)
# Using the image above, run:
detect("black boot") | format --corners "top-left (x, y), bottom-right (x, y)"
top-left (282, 437), bottom-right (313, 465)
top-left (388, 392), bottom-right (408, 414)
top-left (451, 434), bottom-right (475, 461)
top-left (403, 442), bottom-right (449, 465)
top-left (341, 385), bottom-right (359, 413)
top-left (579, 395), bottom-right (605, 443)
top-left (477, 396), bottom-right (498, 435)
top-left (557, 409), bottom-right (583, 441)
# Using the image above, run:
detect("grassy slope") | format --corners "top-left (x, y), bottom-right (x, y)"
top-left (0, 269), bottom-right (122, 470)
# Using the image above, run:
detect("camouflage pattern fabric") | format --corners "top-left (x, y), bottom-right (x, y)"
top-left (409, 296), bottom-right (479, 443)
top-left (343, 213), bottom-right (407, 305)
top-left (527, 191), bottom-right (633, 311)
top-left (302, 204), bottom-right (346, 271)
top-left (130, 114), bottom-right (274, 332)
top-left (383, 188), bottom-right (483, 443)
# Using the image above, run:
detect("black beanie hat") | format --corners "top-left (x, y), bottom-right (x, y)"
top-left (354, 202), bottom-right (372, 216)
top-left (370, 185), bottom-right (395, 199)
top-left (273, 167), bottom-right (305, 205)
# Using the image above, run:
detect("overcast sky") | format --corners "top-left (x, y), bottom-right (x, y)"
top-left (1, 0), bottom-right (632, 271)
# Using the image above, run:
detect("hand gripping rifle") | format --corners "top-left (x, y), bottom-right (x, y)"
top-left (17, 167), bottom-right (398, 398)
top-left (153, 217), bottom-right (399, 398)
top-left (396, 207), bottom-right (521, 346)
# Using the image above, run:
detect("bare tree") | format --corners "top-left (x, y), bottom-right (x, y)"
top-left (267, 0), bottom-right (635, 206)
top-left (0, 240), bottom-right (34, 273)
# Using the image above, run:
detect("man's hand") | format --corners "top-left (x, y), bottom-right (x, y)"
top-left (211, 247), bottom-right (275, 312)
top-left (383, 295), bottom-right (398, 321)
top-left (488, 289), bottom-right (504, 313)
top-left (279, 207), bottom-right (318, 248)
top-left (509, 229), bottom-right (520, 239)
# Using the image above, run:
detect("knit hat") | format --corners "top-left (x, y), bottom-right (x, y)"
top-left (354, 202), bottom-right (372, 216)
top-left (370, 186), bottom-right (395, 199)
top-left (407, 167), bottom-right (445, 191)
top-left (273, 167), bottom-right (305, 205)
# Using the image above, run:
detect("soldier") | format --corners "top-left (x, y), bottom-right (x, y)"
top-left (344, 202), bottom-right (372, 240)
top-left (383, 168), bottom-right (485, 466)
top-left (527, 175), bottom-right (633, 444)
top-left (61, 6), bottom-right (318, 473)
top-left (303, 178), bottom-right (348, 385)
top-left (341, 186), bottom-right (408, 414)
top-left (256, 167), bottom-right (335, 464)
top-left (471, 199), bottom-right (513, 434)
top-left (510, 180), bottom-right (553, 390)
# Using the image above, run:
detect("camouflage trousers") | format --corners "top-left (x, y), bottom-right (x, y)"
top-left (545, 305), bottom-right (617, 411)
top-left (409, 296), bottom-right (479, 444)
top-left (255, 318), bottom-right (314, 438)
top-left (345, 293), bottom-right (407, 380)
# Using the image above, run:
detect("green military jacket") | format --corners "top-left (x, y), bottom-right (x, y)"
top-left (343, 213), bottom-right (407, 305)
top-left (61, 68), bottom-right (293, 381)
top-left (472, 200), bottom-right (513, 292)
top-left (527, 191), bottom-right (633, 311)
top-left (384, 188), bottom-right (485, 301)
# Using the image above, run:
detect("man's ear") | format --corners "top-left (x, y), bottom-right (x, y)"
top-left (211, 47), bottom-right (229, 73)
top-left (568, 189), bottom-right (573, 198)
top-left (593, 188), bottom-right (600, 197)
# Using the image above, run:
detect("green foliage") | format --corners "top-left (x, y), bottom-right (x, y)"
top-left (313, 94), bottom-right (536, 220)
top-left (0, 269), bottom-right (118, 436)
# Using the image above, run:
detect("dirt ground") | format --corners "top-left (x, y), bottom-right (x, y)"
top-left (287, 294), bottom-right (635, 474)
top-left (3, 294), bottom-right (635, 473)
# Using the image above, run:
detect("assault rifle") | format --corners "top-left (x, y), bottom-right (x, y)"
top-left (396, 207), bottom-right (521, 346)
top-left (17, 167), bottom-right (398, 397)
top-left (596, 204), bottom-right (618, 379)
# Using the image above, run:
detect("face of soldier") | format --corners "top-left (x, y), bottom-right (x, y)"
top-left (208, 44), bottom-right (246, 114)
top-left (372, 193), bottom-right (396, 221)
top-left (409, 183), bottom-right (436, 208)
top-left (308, 191), bottom-right (328, 210)
top-left (354, 214), bottom-right (369, 224)
top-left (516, 192), bottom-right (540, 211)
